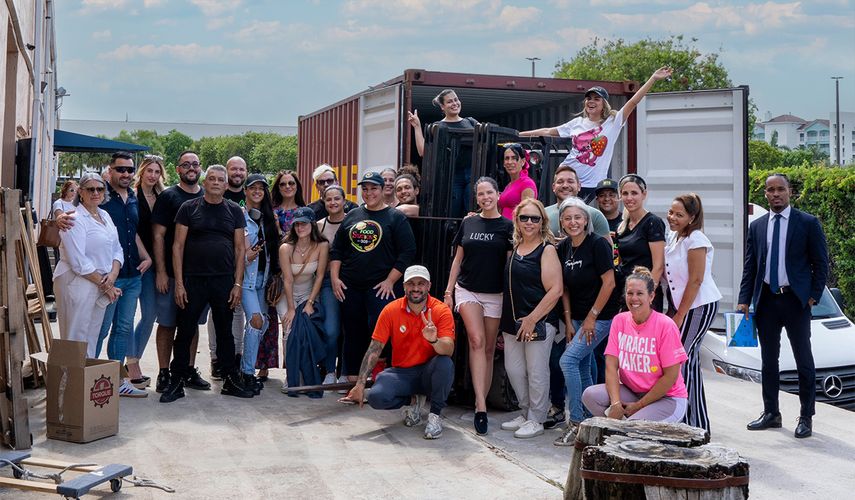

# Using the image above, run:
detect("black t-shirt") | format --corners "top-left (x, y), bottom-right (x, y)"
top-left (223, 189), bottom-right (245, 205)
top-left (615, 211), bottom-right (665, 278)
top-left (501, 243), bottom-right (559, 334)
top-left (452, 215), bottom-right (513, 293)
top-left (174, 198), bottom-right (246, 276)
top-left (557, 235), bottom-right (619, 320)
top-left (606, 213), bottom-right (622, 233)
top-left (329, 206), bottom-right (416, 288)
top-left (136, 187), bottom-right (156, 258)
top-left (435, 118), bottom-right (477, 172)
top-left (151, 185), bottom-right (203, 278)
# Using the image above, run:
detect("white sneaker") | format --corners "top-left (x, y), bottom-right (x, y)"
top-left (280, 379), bottom-right (289, 394)
top-left (322, 373), bottom-right (337, 386)
top-left (500, 415), bottom-right (527, 431)
top-left (553, 423), bottom-right (578, 446)
top-left (424, 413), bottom-right (443, 439)
top-left (337, 375), bottom-right (349, 394)
top-left (514, 420), bottom-right (544, 439)
top-left (403, 394), bottom-right (426, 427)
top-left (119, 379), bottom-right (148, 398)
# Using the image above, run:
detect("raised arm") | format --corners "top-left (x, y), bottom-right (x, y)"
top-left (407, 110), bottom-right (426, 156)
top-left (620, 66), bottom-right (672, 123)
top-left (519, 126), bottom-right (560, 137)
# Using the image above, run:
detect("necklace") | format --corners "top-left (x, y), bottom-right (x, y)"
top-left (294, 242), bottom-right (313, 258)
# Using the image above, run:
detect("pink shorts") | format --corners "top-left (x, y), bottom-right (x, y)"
top-left (454, 284), bottom-right (503, 319)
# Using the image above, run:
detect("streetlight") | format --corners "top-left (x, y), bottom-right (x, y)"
top-left (831, 76), bottom-right (843, 165)
top-left (526, 57), bottom-right (540, 78)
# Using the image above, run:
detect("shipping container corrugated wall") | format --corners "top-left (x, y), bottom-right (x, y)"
top-left (297, 97), bottom-right (361, 203)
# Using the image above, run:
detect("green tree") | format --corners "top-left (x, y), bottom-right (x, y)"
top-left (748, 140), bottom-right (784, 169)
top-left (770, 130), bottom-right (779, 148)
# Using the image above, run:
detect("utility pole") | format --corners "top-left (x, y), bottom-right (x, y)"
top-left (526, 57), bottom-right (540, 78)
top-left (832, 76), bottom-right (843, 165)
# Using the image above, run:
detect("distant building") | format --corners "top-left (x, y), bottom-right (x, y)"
top-left (799, 119), bottom-right (830, 156)
top-left (752, 123), bottom-right (766, 141)
top-left (59, 119), bottom-right (296, 141)
top-left (761, 114), bottom-right (806, 149)
top-left (829, 111), bottom-right (855, 165)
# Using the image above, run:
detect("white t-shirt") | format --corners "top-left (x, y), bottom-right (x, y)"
top-left (664, 229), bottom-right (723, 310)
top-left (556, 109), bottom-right (625, 188)
top-left (52, 198), bottom-right (76, 215)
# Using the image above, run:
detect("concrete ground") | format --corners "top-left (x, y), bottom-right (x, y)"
top-left (3, 323), bottom-right (854, 499)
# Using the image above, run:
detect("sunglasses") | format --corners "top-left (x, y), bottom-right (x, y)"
top-left (83, 186), bottom-right (106, 193)
top-left (144, 154), bottom-right (164, 161)
top-left (113, 166), bottom-right (135, 174)
top-left (518, 215), bottom-right (542, 223)
top-left (279, 181), bottom-right (297, 187)
top-left (178, 161), bottom-right (201, 169)
top-left (316, 178), bottom-right (335, 186)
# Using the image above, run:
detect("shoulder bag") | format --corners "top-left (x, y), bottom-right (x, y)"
top-left (508, 248), bottom-right (547, 341)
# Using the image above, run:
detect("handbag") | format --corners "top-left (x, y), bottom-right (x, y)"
top-left (266, 273), bottom-right (284, 305)
top-left (508, 249), bottom-right (547, 341)
top-left (36, 218), bottom-right (61, 248)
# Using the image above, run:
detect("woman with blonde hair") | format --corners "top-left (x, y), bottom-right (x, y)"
top-left (499, 198), bottom-right (563, 439)
top-left (520, 67), bottom-right (672, 200)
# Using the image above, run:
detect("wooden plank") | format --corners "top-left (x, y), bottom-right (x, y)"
top-left (0, 189), bottom-right (13, 447)
top-left (15, 239), bottom-right (44, 386)
top-left (0, 477), bottom-right (59, 494)
top-left (20, 457), bottom-right (101, 472)
top-left (21, 204), bottom-right (52, 352)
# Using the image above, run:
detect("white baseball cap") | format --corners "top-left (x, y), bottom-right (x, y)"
top-left (403, 265), bottom-right (431, 283)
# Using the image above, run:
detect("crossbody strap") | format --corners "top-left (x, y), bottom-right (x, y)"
top-left (509, 250), bottom-right (517, 322)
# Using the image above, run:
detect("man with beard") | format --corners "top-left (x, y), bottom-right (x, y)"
top-left (595, 178), bottom-right (622, 233)
top-left (544, 165), bottom-right (610, 240)
top-left (223, 156), bottom-right (247, 205)
top-left (151, 150), bottom-right (211, 394)
top-left (343, 265), bottom-right (455, 439)
top-left (160, 165), bottom-right (250, 402)
top-left (97, 151), bottom-right (152, 397)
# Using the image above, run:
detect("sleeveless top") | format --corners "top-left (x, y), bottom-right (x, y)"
top-left (290, 260), bottom-right (318, 305)
top-left (501, 243), bottom-right (558, 333)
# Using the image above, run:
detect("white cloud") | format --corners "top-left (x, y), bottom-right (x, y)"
top-left (206, 16), bottom-right (234, 30)
top-left (343, 0), bottom-right (495, 21)
top-left (231, 20), bottom-right (284, 41)
top-left (189, 0), bottom-right (242, 17)
top-left (602, 2), bottom-right (805, 35)
top-left (491, 37), bottom-right (562, 58)
top-left (143, 0), bottom-right (166, 6)
top-left (99, 43), bottom-right (238, 62)
top-left (80, 0), bottom-right (129, 12)
top-left (91, 30), bottom-right (112, 40)
top-left (495, 5), bottom-right (541, 30)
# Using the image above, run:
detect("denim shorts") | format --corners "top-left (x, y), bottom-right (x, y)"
top-left (454, 284), bottom-right (503, 319)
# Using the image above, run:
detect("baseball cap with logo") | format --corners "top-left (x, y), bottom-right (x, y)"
top-left (595, 178), bottom-right (618, 194)
top-left (585, 86), bottom-right (609, 101)
top-left (245, 173), bottom-right (269, 188)
top-left (358, 171), bottom-right (385, 186)
top-left (292, 206), bottom-right (316, 224)
top-left (403, 265), bottom-right (431, 284)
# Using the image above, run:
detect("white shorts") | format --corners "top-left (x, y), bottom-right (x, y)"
top-left (454, 284), bottom-right (503, 319)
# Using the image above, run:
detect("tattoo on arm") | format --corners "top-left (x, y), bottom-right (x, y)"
top-left (357, 340), bottom-right (384, 384)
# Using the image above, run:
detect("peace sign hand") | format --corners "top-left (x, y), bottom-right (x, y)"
top-left (421, 309), bottom-right (438, 343)
top-left (407, 109), bottom-right (421, 129)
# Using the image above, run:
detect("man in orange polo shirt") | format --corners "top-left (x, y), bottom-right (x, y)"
top-left (344, 265), bottom-right (455, 439)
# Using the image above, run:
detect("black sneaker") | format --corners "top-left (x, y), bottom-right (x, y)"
top-left (159, 377), bottom-right (185, 403)
top-left (222, 372), bottom-right (254, 398)
top-left (242, 373), bottom-right (262, 396)
top-left (474, 411), bottom-right (488, 435)
top-left (155, 368), bottom-right (170, 393)
top-left (210, 360), bottom-right (223, 381)
top-left (184, 367), bottom-right (212, 390)
top-left (543, 406), bottom-right (565, 430)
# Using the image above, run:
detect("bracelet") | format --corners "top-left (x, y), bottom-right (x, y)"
top-left (590, 307), bottom-right (600, 317)
top-left (444, 291), bottom-right (452, 296)
top-left (564, 310), bottom-right (571, 315)
top-left (233, 283), bottom-right (242, 288)
top-left (428, 338), bottom-right (438, 344)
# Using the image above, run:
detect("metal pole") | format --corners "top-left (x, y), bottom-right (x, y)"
top-left (526, 57), bottom-right (540, 78)
top-left (832, 76), bottom-right (843, 165)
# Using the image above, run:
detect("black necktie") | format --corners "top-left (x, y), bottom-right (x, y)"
top-left (769, 214), bottom-right (781, 291)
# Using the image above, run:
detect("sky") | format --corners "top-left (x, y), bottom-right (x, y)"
top-left (56, 0), bottom-right (855, 126)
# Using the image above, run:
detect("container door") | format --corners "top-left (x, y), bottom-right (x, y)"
top-left (357, 84), bottom-right (402, 200)
top-left (635, 88), bottom-right (748, 328)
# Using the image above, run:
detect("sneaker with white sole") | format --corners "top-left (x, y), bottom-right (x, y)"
top-left (514, 420), bottom-right (544, 439)
top-left (553, 423), bottom-right (578, 446)
top-left (500, 415), bottom-right (527, 431)
top-left (543, 406), bottom-right (565, 430)
top-left (424, 413), bottom-right (443, 439)
top-left (119, 379), bottom-right (148, 398)
top-left (322, 373), bottom-right (337, 386)
top-left (403, 394), bottom-right (426, 427)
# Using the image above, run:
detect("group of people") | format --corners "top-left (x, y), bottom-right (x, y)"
top-left (47, 69), bottom-right (828, 442)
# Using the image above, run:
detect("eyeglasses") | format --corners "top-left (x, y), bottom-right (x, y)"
top-left (279, 181), bottom-right (297, 187)
top-left (518, 215), bottom-right (542, 223)
top-left (178, 162), bottom-right (201, 169)
top-left (83, 186), bottom-right (106, 193)
top-left (113, 166), bottom-right (135, 174)
top-left (317, 178), bottom-right (336, 186)
top-left (144, 154), bottom-right (163, 161)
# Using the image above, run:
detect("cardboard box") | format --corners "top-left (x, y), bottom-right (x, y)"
top-left (46, 339), bottom-right (120, 443)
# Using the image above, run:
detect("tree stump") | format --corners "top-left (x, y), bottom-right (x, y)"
top-left (581, 435), bottom-right (749, 499)
top-left (564, 418), bottom-right (710, 500)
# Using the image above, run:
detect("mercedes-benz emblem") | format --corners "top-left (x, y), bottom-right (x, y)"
top-left (822, 375), bottom-right (843, 399)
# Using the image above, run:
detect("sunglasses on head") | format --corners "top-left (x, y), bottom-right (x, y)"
top-left (113, 166), bottom-right (135, 174)
top-left (144, 154), bottom-right (163, 161)
top-left (518, 215), bottom-right (542, 223)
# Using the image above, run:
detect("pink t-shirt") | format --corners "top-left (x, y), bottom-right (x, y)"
top-left (498, 171), bottom-right (538, 219)
top-left (605, 311), bottom-right (688, 398)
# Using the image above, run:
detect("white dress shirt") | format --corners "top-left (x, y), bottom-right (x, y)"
top-left (764, 205), bottom-right (791, 288)
top-left (54, 208), bottom-right (124, 278)
top-left (664, 229), bottom-right (723, 310)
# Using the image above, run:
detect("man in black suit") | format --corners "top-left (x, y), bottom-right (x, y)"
top-left (737, 174), bottom-right (828, 438)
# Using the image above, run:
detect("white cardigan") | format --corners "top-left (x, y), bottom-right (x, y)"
top-left (664, 230), bottom-right (722, 310)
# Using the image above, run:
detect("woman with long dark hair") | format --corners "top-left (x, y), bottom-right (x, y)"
top-left (316, 185), bottom-right (347, 385)
top-left (271, 170), bottom-right (306, 235)
top-left (665, 193), bottom-right (721, 432)
top-left (445, 177), bottom-right (513, 434)
top-left (497, 143), bottom-right (537, 220)
top-left (239, 174), bottom-right (281, 393)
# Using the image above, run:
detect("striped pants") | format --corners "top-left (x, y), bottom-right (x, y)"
top-left (679, 301), bottom-right (719, 432)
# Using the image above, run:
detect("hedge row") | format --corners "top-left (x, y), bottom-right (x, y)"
top-left (748, 166), bottom-right (855, 319)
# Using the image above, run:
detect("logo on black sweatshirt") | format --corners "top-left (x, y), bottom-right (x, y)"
top-left (349, 220), bottom-right (383, 252)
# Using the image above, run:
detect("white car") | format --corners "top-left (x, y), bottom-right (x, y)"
top-left (700, 204), bottom-right (855, 410)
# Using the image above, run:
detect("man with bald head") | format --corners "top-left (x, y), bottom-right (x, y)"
top-left (223, 156), bottom-right (247, 205)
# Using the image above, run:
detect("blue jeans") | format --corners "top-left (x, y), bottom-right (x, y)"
top-left (450, 164), bottom-right (471, 218)
top-left (319, 276), bottom-right (341, 373)
top-left (96, 275), bottom-right (143, 362)
top-left (241, 274), bottom-right (268, 375)
top-left (368, 356), bottom-right (454, 415)
top-left (559, 318), bottom-right (612, 423)
top-left (130, 269), bottom-right (157, 359)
